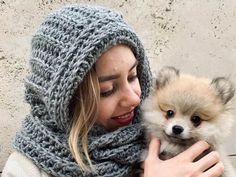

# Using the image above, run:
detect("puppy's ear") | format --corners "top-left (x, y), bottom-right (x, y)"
top-left (156, 66), bottom-right (180, 89)
top-left (211, 77), bottom-right (235, 104)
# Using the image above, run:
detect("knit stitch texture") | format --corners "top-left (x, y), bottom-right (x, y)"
top-left (14, 4), bottom-right (152, 177)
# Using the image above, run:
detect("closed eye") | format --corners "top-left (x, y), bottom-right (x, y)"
top-left (100, 85), bottom-right (118, 97)
top-left (128, 74), bottom-right (138, 82)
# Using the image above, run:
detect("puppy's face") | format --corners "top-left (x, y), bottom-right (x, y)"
top-left (142, 66), bottom-right (235, 146)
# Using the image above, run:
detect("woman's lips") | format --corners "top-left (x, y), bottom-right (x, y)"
top-left (112, 110), bottom-right (134, 126)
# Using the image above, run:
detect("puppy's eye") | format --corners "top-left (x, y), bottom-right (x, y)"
top-left (166, 110), bottom-right (175, 119)
top-left (191, 115), bottom-right (202, 127)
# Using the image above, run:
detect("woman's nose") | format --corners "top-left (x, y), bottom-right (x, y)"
top-left (119, 84), bottom-right (141, 108)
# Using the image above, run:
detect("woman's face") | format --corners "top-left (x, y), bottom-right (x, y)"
top-left (95, 44), bottom-right (141, 131)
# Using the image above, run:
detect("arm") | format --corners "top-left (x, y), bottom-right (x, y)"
top-left (143, 137), bottom-right (224, 177)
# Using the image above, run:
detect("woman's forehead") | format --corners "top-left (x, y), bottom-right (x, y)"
top-left (95, 45), bottom-right (136, 74)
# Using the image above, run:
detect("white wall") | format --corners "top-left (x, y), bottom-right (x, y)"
top-left (0, 0), bottom-right (236, 171)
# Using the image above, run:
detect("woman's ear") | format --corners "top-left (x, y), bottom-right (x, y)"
top-left (155, 66), bottom-right (180, 90)
top-left (211, 77), bottom-right (235, 104)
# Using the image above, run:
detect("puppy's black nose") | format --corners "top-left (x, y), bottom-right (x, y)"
top-left (172, 125), bottom-right (184, 135)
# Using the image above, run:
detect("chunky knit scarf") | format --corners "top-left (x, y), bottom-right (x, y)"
top-left (13, 4), bottom-right (152, 177)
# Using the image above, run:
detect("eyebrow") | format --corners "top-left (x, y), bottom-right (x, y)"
top-left (98, 60), bottom-right (138, 82)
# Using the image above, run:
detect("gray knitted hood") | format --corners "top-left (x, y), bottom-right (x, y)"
top-left (14, 4), bottom-right (152, 177)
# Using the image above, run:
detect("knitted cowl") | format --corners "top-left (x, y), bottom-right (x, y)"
top-left (13, 4), bottom-right (152, 177)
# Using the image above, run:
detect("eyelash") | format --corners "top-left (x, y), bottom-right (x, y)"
top-left (100, 74), bottom-right (138, 97)
top-left (128, 74), bottom-right (138, 82)
top-left (100, 85), bottom-right (117, 97)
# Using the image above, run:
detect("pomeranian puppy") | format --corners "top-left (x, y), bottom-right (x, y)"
top-left (142, 66), bottom-right (235, 177)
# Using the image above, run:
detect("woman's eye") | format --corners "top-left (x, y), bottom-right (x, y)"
top-left (100, 87), bottom-right (117, 97)
top-left (128, 74), bottom-right (138, 82)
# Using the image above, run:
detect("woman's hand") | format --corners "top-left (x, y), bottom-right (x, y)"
top-left (143, 137), bottom-right (224, 177)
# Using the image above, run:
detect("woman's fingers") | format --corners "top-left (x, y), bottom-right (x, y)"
top-left (196, 151), bottom-right (220, 172)
top-left (147, 136), bottom-right (161, 160)
top-left (201, 161), bottom-right (224, 177)
top-left (144, 136), bottom-right (161, 177)
top-left (178, 141), bottom-right (210, 161)
top-left (144, 139), bottom-right (224, 177)
top-left (181, 142), bottom-right (224, 176)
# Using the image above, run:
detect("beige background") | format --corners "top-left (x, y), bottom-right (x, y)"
top-left (0, 0), bottom-right (236, 172)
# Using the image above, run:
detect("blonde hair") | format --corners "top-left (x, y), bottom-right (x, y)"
top-left (68, 68), bottom-right (100, 173)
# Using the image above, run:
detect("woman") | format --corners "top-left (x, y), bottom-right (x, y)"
top-left (2, 4), bottom-right (224, 177)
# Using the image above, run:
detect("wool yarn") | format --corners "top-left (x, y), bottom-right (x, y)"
top-left (14, 4), bottom-right (152, 177)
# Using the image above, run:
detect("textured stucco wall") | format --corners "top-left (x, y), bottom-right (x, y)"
top-left (1, 0), bottom-right (236, 171)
